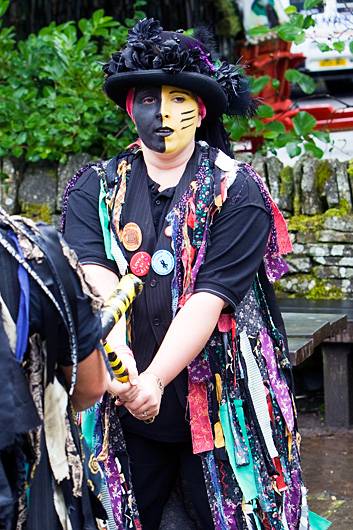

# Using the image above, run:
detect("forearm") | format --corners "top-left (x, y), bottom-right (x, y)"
top-left (147, 292), bottom-right (225, 386)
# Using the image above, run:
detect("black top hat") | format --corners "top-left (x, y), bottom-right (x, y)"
top-left (103, 19), bottom-right (256, 121)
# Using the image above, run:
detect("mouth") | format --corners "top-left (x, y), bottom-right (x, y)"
top-left (154, 127), bottom-right (174, 137)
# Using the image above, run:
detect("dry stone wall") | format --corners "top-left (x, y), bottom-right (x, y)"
top-left (1, 151), bottom-right (353, 300)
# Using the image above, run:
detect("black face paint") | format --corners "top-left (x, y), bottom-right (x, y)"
top-left (132, 86), bottom-right (165, 153)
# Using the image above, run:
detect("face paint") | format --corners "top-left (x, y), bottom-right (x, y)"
top-left (132, 85), bottom-right (200, 154)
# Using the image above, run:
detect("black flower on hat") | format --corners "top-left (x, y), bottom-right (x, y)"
top-left (103, 18), bottom-right (256, 119)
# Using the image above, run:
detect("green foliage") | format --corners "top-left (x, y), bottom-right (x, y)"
top-left (0, 3), bottom-right (145, 162)
top-left (285, 69), bottom-right (316, 94)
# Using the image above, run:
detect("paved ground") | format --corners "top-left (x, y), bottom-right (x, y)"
top-left (160, 410), bottom-right (353, 529)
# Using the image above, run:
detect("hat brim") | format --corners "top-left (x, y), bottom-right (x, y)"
top-left (104, 70), bottom-right (228, 121)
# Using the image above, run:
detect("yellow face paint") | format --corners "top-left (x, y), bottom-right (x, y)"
top-left (160, 85), bottom-right (200, 154)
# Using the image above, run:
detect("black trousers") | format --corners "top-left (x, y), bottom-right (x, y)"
top-left (124, 431), bottom-right (214, 530)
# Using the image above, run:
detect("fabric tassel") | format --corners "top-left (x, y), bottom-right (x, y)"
top-left (239, 331), bottom-right (278, 459)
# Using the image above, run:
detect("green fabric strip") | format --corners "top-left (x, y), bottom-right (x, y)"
top-left (219, 399), bottom-right (258, 502)
top-left (98, 179), bottom-right (114, 260)
top-left (81, 407), bottom-right (96, 453)
top-left (309, 511), bottom-right (331, 530)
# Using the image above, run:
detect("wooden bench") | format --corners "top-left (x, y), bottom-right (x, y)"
top-left (279, 300), bottom-right (352, 428)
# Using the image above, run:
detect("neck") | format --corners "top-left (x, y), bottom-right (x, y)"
top-left (141, 141), bottom-right (196, 190)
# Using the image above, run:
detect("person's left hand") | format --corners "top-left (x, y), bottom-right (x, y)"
top-left (125, 371), bottom-right (163, 422)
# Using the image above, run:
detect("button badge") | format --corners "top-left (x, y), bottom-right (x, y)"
top-left (130, 251), bottom-right (151, 277)
top-left (122, 222), bottom-right (142, 252)
top-left (151, 250), bottom-right (175, 276)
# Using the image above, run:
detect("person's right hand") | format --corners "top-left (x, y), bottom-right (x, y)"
top-left (106, 351), bottom-right (139, 404)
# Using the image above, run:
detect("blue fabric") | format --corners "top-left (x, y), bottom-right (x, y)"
top-left (8, 231), bottom-right (30, 362)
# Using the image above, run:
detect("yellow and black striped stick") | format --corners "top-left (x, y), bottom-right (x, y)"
top-left (101, 273), bottom-right (143, 382)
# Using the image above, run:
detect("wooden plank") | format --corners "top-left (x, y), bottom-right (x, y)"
top-left (322, 343), bottom-right (353, 427)
top-left (282, 312), bottom-right (331, 348)
top-left (287, 336), bottom-right (314, 366)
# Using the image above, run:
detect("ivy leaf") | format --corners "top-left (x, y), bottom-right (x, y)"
top-left (304, 0), bottom-right (323, 8)
top-left (292, 111), bottom-right (317, 136)
top-left (287, 142), bottom-right (302, 158)
top-left (256, 104), bottom-right (275, 119)
top-left (332, 41), bottom-right (345, 53)
top-left (303, 15), bottom-right (315, 29)
top-left (350, 41), bottom-right (353, 54)
top-left (312, 130), bottom-right (330, 143)
top-left (285, 69), bottom-right (316, 94)
top-left (250, 75), bottom-right (271, 94)
top-left (285, 6), bottom-right (297, 14)
top-left (277, 23), bottom-right (304, 42)
top-left (248, 25), bottom-right (271, 38)
top-left (317, 42), bottom-right (331, 52)
top-left (263, 121), bottom-right (286, 139)
top-left (272, 79), bottom-right (280, 89)
top-left (304, 141), bottom-right (324, 158)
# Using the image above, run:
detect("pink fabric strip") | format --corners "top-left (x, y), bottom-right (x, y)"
top-left (260, 329), bottom-right (295, 433)
top-left (188, 381), bottom-right (214, 454)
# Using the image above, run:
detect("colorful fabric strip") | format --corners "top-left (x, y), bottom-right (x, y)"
top-left (188, 381), bottom-right (214, 454)
top-left (260, 329), bottom-right (295, 433)
top-left (219, 399), bottom-right (258, 503)
top-left (239, 330), bottom-right (278, 459)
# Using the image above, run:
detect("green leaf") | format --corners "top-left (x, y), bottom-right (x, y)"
top-left (350, 41), bottom-right (353, 54)
top-left (272, 79), bottom-right (280, 89)
top-left (277, 24), bottom-right (304, 43)
top-left (256, 104), bottom-right (275, 119)
top-left (250, 75), bottom-right (271, 94)
top-left (263, 121), bottom-right (286, 139)
top-left (304, 0), bottom-right (323, 9)
top-left (303, 15), bottom-right (315, 29)
top-left (317, 42), bottom-right (331, 52)
top-left (0, 0), bottom-right (10, 18)
top-left (312, 130), bottom-right (330, 143)
top-left (333, 41), bottom-right (345, 53)
top-left (285, 6), bottom-right (297, 14)
top-left (285, 69), bottom-right (316, 94)
top-left (293, 111), bottom-right (317, 136)
top-left (304, 141), bottom-right (324, 158)
top-left (248, 25), bottom-right (271, 38)
top-left (286, 142), bottom-right (302, 158)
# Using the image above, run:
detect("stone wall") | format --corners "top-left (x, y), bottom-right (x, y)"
top-left (1, 152), bottom-right (353, 299)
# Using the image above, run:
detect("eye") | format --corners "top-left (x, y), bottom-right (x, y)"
top-left (142, 96), bottom-right (156, 104)
top-left (173, 96), bottom-right (186, 103)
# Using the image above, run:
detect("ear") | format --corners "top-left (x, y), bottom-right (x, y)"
top-left (197, 114), bottom-right (202, 128)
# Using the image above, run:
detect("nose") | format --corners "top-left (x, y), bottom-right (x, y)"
top-left (156, 111), bottom-right (169, 119)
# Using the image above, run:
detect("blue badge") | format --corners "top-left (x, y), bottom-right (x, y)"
top-left (151, 250), bottom-right (175, 276)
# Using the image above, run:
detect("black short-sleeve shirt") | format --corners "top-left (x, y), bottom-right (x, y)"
top-left (64, 163), bottom-right (271, 310)
top-left (0, 229), bottom-right (101, 368)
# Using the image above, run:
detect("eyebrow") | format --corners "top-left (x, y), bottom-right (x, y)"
top-left (169, 90), bottom-right (192, 96)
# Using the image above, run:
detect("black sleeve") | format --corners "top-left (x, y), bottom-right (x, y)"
top-left (194, 168), bottom-right (271, 310)
top-left (55, 270), bottom-right (102, 366)
top-left (63, 168), bottom-right (118, 274)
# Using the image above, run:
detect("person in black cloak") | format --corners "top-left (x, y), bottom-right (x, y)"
top-left (0, 207), bottom-right (108, 529)
top-left (62, 18), bottom-right (329, 530)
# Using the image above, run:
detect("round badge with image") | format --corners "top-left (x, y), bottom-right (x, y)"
top-left (122, 222), bottom-right (142, 252)
top-left (151, 250), bottom-right (175, 276)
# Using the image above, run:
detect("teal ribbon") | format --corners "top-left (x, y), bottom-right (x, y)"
top-left (219, 398), bottom-right (258, 502)
top-left (98, 180), bottom-right (114, 260)
top-left (309, 511), bottom-right (332, 530)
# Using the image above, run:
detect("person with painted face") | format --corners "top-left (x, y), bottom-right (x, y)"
top-left (62, 19), bottom-right (327, 530)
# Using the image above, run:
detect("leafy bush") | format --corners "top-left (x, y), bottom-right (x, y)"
top-left (0, 0), bottom-right (145, 162)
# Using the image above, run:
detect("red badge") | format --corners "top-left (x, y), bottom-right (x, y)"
top-left (130, 251), bottom-right (151, 277)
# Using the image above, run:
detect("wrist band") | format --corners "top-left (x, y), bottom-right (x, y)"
top-left (145, 371), bottom-right (164, 396)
